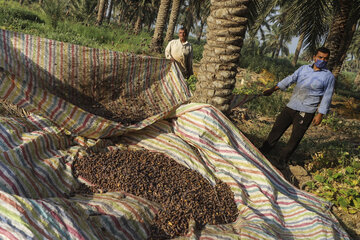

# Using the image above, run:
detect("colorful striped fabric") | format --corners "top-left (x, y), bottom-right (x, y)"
top-left (0, 29), bottom-right (191, 138)
top-left (0, 29), bottom-right (350, 239)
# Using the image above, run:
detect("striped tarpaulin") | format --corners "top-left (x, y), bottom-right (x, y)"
top-left (0, 29), bottom-right (191, 138)
top-left (0, 29), bottom-right (350, 239)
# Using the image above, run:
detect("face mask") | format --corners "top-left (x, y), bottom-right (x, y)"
top-left (315, 59), bottom-right (327, 69)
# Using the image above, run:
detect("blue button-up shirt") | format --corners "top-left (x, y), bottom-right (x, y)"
top-left (277, 64), bottom-right (335, 115)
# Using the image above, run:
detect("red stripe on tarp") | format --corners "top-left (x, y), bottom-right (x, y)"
top-left (0, 226), bottom-right (18, 239)
top-left (0, 193), bottom-right (54, 239)
top-left (92, 204), bottom-right (135, 240)
top-left (0, 168), bottom-right (20, 195)
top-left (39, 202), bottom-right (87, 240)
top-left (73, 114), bottom-right (92, 134)
top-left (49, 99), bottom-right (64, 119)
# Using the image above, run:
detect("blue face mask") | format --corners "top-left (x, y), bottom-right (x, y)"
top-left (315, 59), bottom-right (327, 69)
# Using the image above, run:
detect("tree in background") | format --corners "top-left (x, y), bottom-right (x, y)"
top-left (133, 0), bottom-right (148, 34)
top-left (164, 0), bottom-right (183, 42)
top-left (96, 0), bottom-right (107, 26)
top-left (150, 0), bottom-right (171, 53)
top-left (105, 0), bottom-right (113, 23)
top-left (192, 0), bottom-right (250, 112)
top-left (325, 0), bottom-right (360, 77)
top-left (177, 0), bottom-right (210, 40)
top-left (348, 28), bottom-right (360, 90)
top-left (68, 0), bottom-right (98, 22)
top-left (191, 0), bottom-right (210, 41)
top-left (41, 0), bottom-right (69, 28)
top-left (291, 33), bottom-right (305, 66)
top-left (133, 0), bottom-right (159, 34)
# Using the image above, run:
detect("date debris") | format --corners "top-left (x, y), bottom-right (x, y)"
top-left (73, 149), bottom-right (238, 239)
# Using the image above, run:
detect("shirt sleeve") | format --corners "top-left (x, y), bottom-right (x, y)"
top-left (277, 65), bottom-right (304, 90)
top-left (318, 74), bottom-right (335, 115)
top-left (165, 41), bottom-right (172, 59)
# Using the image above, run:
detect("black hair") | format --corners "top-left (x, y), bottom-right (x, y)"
top-left (315, 47), bottom-right (330, 56)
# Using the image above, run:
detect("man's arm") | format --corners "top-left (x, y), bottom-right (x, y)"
top-left (313, 75), bottom-right (336, 126)
top-left (263, 65), bottom-right (305, 96)
top-left (312, 113), bottom-right (323, 126)
top-left (165, 41), bottom-right (173, 60)
top-left (263, 85), bottom-right (280, 96)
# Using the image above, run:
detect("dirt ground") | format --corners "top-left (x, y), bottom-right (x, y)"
top-left (228, 97), bottom-right (360, 239)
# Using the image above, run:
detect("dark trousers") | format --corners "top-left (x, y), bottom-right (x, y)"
top-left (260, 107), bottom-right (315, 162)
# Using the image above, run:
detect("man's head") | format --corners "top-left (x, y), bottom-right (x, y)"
top-left (313, 47), bottom-right (330, 70)
top-left (178, 27), bottom-right (188, 43)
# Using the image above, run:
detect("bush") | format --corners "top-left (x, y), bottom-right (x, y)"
top-left (239, 54), bottom-right (297, 82)
top-left (241, 91), bottom-right (289, 117)
top-left (188, 38), bottom-right (205, 63)
top-left (336, 71), bottom-right (357, 92)
top-left (0, 2), bottom-right (45, 30)
top-left (41, 0), bottom-right (69, 28)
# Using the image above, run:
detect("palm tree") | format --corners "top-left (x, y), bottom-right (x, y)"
top-left (68, 0), bottom-right (97, 22)
top-left (192, 0), bottom-right (210, 41)
top-left (325, 0), bottom-right (360, 77)
top-left (133, 0), bottom-right (147, 34)
top-left (261, 24), bottom-right (290, 58)
top-left (164, 0), bottom-right (182, 43)
top-left (177, 0), bottom-right (210, 38)
top-left (192, 0), bottom-right (250, 112)
top-left (96, 0), bottom-right (107, 26)
top-left (349, 28), bottom-right (360, 90)
top-left (150, 0), bottom-right (171, 52)
top-left (291, 33), bottom-right (305, 66)
top-left (106, 0), bottom-right (113, 23)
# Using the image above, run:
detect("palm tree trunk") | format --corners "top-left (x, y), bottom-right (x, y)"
top-left (292, 33), bottom-right (304, 67)
top-left (331, 21), bottom-right (357, 78)
top-left (164, 0), bottom-right (182, 43)
top-left (19, 0), bottom-right (24, 5)
top-left (197, 20), bottom-right (205, 41)
top-left (39, 0), bottom-right (43, 4)
top-left (325, 0), bottom-right (353, 77)
top-left (106, 0), bottom-right (113, 23)
top-left (134, 14), bottom-right (142, 35)
top-left (151, 0), bottom-right (171, 53)
top-left (274, 34), bottom-right (284, 58)
top-left (96, 0), bottom-right (107, 26)
top-left (192, 0), bottom-right (249, 113)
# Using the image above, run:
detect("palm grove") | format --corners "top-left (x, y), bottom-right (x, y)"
top-left (18, 0), bottom-right (360, 112)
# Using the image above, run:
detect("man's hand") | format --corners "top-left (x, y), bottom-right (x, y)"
top-left (263, 86), bottom-right (279, 96)
top-left (312, 113), bottom-right (323, 126)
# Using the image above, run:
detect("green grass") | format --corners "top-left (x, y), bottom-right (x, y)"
top-left (0, 0), bottom-right (154, 55)
top-left (239, 54), bottom-right (297, 82)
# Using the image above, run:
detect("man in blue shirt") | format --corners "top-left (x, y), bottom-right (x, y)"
top-left (259, 47), bottom-right (335, 169)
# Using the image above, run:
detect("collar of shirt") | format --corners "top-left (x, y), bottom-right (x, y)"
top-left (178, 39), bottom-right (189, 46)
